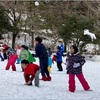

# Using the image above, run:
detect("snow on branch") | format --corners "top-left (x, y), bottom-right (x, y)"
top-left (84, 29), bottom-right (96, 41)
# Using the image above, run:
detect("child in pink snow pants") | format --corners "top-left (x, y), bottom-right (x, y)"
top-left (6, 54), bottom-right (18, 71)
top-left (2, 44), bottom-right (18, 71)
top-left (66, 45), bottom-right (91, 92)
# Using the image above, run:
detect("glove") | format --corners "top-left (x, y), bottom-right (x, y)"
top-left (73, 63), bottom-right (80, 68)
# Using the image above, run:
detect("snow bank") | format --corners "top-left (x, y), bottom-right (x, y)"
top-left (84, 55), bottom-right (100, 62)
top-left (92, 55), bottom-right (100, 62)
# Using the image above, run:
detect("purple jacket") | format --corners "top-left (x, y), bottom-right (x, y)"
top-left (66, 52), bottom-right (86, 74)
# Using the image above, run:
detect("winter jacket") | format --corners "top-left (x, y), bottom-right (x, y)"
top-left (35, 43), bottom-right (48, 60)
top-left (56, 50), bottom-right (62, 62)
top-left (27, 50), bottom-right (36, 63)
top-left (6, 47), bottom-right (16, 58)
top-left (66, 52), bottom-right (86, 74)
top-left (48, 57), bottom-right (52, 67)
top-left (60, 44), bottom-right (64, 52)
top-left (16, 49), bottom-right (21, 56)
top-left (24, 64), bottom-right (40, 81)
top-left (19, 50), bottom-right (29, 60)
top-left (47, 48), bottom-right (52, 57)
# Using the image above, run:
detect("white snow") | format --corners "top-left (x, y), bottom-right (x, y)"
top-left (0, 57), bottom-right (100, 100)
top-left (84, 29), bottom-right (96, 41)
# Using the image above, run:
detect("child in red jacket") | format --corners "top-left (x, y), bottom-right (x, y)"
top-left (21, 60), bottom-right (40, 87)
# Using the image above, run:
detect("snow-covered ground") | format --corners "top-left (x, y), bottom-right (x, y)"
top-left (0, 57), bottom-right (100, 100)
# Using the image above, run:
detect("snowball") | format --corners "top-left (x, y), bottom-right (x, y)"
top-left (34, 1), bottom-right (39, 6)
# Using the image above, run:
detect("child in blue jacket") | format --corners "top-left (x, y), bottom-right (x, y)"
top-left (56, 46), bottom-right (63, 71)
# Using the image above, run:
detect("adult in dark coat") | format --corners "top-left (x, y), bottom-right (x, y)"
top-left (34, 36), bottom-right (51, 81)
top-left (66, 45), bottom-right (91, 92)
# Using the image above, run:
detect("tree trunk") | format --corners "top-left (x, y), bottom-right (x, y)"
top-left (0, 34), bottom-right (3, 39)
top-left (12, 32), bottom-right (17, 49)
top-left (31, 32), bottom-right (34, 50)
top-left (64, 42), bottom-right (66, 52)
top-left (24, 34), bottom-right (26, 42)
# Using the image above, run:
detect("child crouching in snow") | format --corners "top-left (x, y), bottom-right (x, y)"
top-left (66, 45), bottom-right (91, 92)
top-left (21, 60), bottom-right (40, 87)
top-left (2, 44), bottom-right (18, 71)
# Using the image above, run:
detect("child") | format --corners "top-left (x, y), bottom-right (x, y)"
top-left (19, 45), bottom-right (29, 71)
top-left (2, 44), bottom-right (18, 71)
top-left (48, 57), bottom-right (52, 73)
top-left (19, 45), bottom-right (36, 63)
top-left (19, 45), bottom-right (29, 61)
top-left (47, 47), bottom-right (52, 73)
top-left (59, 42), bottom-right (64, 56)
top-left (16, 45), bottom-right (21, 64)
top-left (21, 60), bottom-right (40, 87)
top-left (66, 45), bottom-right (91, 92)
top-left (56, 46), bottom-right (63, 71)
top-left (35, 36), bottom-right (51, 81)
top-left (25, 46), bottom-right (36, 63)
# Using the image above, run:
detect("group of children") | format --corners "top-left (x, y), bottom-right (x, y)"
top-left (0, 36), bottom-right (91, 92)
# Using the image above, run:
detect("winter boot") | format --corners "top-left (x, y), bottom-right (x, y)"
top-left (41, 77), bottom-right (47, 81)
top-left (46, 77), bottom-right (52, 81)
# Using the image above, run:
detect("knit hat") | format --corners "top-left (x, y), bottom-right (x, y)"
top-left (2, 44), bottom-right (9, 49)
top-left (35, 37), bottom-right (42, 43)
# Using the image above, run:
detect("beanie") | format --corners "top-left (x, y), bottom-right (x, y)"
top-left (2, 44), bottom-right (9, 49)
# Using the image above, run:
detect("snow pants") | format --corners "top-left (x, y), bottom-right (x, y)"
top-left (68, 73), bottom-right (90, 92)
top-left (48, 57), bottom-right (52, 73)
top-left (16, 58), bottom-right (21, 64)
top-left (57, 61), bottom-right (63, 71)
top-left (5, 54), bottom-right (18, 71)
top-left (40, 58), bottom-right (50, 77)
top-left (24, 70), bottom-right (40, 87)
